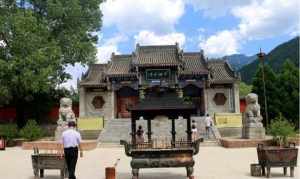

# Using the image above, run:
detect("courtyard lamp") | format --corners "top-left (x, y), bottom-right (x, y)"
top-left (257, 48), bottom-right (269, 129)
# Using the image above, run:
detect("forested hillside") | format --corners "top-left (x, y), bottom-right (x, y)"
top-left (239, 36), bottom-right (299, 83)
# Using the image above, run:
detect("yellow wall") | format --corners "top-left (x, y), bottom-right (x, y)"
top-left (214, 113), bottom-right (242, 128)
top-left (77, 117), bottom-right (104, 130)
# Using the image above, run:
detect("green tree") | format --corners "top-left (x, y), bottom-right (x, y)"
top-left (252, 64), bottom-right (281, 126)
top-left (277, 60), bottom-right (299, 128)
top-left (0, 1), bottom-right (102, 127)
top-left (239, 82), bottom-right (252, 97)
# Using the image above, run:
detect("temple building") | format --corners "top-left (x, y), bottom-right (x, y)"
top-left (79, 43), bottom-right (240, 120)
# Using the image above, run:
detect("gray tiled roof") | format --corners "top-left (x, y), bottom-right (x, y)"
top-left (207, 60), bottom-right (237, 84)
top-left (80, 45), bottom-right (240, 86)
top-left (80, 64), bottom-right (107, 86)
top-left (181, 52), bottom-right (208, 75)
top-left (106, 54), bottom-right (136, 77)
top-left (133, 45), bottom-right (182, 67)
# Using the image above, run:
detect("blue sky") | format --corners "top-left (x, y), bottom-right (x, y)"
top-left (63, 0), bottom-right (299, 88)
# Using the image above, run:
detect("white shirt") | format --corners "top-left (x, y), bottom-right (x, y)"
top-left (61, 128), bottom-right (82, 148)
top-left (192, 128), bottom-right (198, 133)
top-left (205, 116), bottom-right (213, 127)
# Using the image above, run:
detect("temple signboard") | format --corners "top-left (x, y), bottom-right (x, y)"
top-left (145, 69), bottom-right (171, 81)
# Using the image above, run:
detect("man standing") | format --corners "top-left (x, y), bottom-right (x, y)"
top-left (61, 121), bottom-right (83, 179)
top-left (205, 114), bottom-right (214, 139)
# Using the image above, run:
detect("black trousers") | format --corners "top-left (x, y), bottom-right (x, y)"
top-left (64, 147), bottom-right (78, 179)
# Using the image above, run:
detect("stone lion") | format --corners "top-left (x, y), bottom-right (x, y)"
top-left (244, 93), bottom-right (263, 127)
top-left (55, 97), bottom-right (76, 140)
top-left (58, 97), bottom-right (76, 123)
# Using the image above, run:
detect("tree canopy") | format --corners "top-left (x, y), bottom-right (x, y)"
top-left (0, 0), bottom-right (103, 127)
top-left (239, 82), bottom-right (252, 97)
top-left (252, 60), bottom-right (299, 129)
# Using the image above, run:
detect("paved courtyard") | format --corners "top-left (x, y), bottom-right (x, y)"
top-left (0, 146), bottom-right (299, 179)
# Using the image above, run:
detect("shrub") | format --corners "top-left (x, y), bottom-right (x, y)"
top-left (268, 115), bottom-right (296, 147)
top-left (0, 124), bottom-right (18, 141)
top-left (19, 120), bottom-right (44, 141)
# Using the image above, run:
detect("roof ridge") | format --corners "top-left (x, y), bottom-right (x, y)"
top-left (114, 54), bottom-right (132, 57)
top-left (183, 52), bottom-right (201, 55)
top-left (138, 44), bottom-right (177, 48)
top-left (207, 59), bottom-right (226, 63)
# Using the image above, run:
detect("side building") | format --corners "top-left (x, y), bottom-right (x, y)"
top-left (79, 44), bottom-right (240, 120)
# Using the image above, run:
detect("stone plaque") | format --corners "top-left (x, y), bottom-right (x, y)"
top-left (92, 96), bottom-right (105, 109)
top-left (213, 93), bottom-right (227, 105)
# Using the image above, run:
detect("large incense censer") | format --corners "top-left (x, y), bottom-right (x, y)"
top-left (120, 92), bottom-right (202, 179)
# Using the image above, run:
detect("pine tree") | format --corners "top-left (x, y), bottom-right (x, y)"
top-left (252, 64), bottom-right (281, 126)
top-left (277, 60), bottom-right (299, 128)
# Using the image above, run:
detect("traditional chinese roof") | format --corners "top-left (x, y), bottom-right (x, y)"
top-left (207, 60), bottom-right (237, 84)
top-left (80, 44), bottom-right (240, 87)
top-left (180, 52), bottom-right (208, 75)
top-left (133, 44), bottom-right (182, 67)
top-left (106, 54), bottom-right (136, 78)
top-left (80, 64), bottom-right (107, 87)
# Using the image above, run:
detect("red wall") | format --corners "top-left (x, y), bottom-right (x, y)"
top-left (240, 99), bottom-right (246, 113)
top-left (0, 107), bottom-right (16, 123)
top-left (0, 105), bottom-right (79, 123)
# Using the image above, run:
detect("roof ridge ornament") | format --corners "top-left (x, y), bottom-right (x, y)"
top-left (200, 49), bottom-right (204, 60)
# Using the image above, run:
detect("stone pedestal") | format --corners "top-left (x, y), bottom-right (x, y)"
top-left (243, 127), bottom-right (265, 139)
top-left (55, 125), bottom-right (67, 141)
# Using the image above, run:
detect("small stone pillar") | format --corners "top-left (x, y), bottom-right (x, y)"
top-left (242, 93), bottom-right (265, 139)
top-left (139, 89), bottom-right (145, 99)
top-left (177, 88), bottom-right (183, 98)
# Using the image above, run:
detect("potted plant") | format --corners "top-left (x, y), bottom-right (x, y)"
top-left (268, 115), bottom-right (296, 147)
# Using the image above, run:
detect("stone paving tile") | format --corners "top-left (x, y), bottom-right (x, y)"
top-left (0, 146), bottom-right (299, 179)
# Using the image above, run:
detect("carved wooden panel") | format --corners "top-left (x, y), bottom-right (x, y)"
top-left (213, 93), bottom-right (227, 105)
top-left (92, 96), bottom-right (105, 109)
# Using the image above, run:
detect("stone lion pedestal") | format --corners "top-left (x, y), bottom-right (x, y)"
top-left (55, 97), bottom-right (76, 141)
top-left (242, 93), bottom-right (265, 139)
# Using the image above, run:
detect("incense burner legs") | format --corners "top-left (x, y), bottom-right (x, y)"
top-left (132, 168), bottom-right (139, 179)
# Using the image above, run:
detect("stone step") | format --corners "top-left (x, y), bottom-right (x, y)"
top-left (98, 117), bottom-right (219, 144)
top-left (79, 130), bottom-right (101, 140)
top-left (98, 143), bottom-right (123, 148)
top-left (201, 139), bottom-right (220, 147)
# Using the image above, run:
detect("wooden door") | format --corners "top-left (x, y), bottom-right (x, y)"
top-left (117, 96), bottom-right (138, 118)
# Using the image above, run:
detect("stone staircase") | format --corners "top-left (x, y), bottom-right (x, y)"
top-left (98, 117), bottom-right (220, 146)
top-left (98, 119), bottom-right (132, 143)
top-left (79, 130), bottom-right (101, 140)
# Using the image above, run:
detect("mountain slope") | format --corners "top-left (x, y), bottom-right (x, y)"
top-left (239, 36), bottom-right (299, 83)
top-left (224, 54), bottom-right (256, 70)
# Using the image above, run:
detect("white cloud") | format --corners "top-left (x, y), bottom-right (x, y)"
top-left (199, 30), bottom-right (240, 57)
top-left (134, 30), bottom-right (186, 47)
top-left (96, 34), bottom-right (128, 63)
top-left (101, 0), bottom-right (184, 34)
top-left (185, 0), bottom-right (251, 18)
top-left (198, 0), bottom-right (300, 57)
top-left (96, 45), bottom-right (119, 63)
top-left (60, 63), bottom-right (88, 89)
top-left (61, 34), bottom-right (128, 89)
top-left (233, 0), bottom-right (300, 40)
top-left (0, 40), bottom-right (6, 47)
